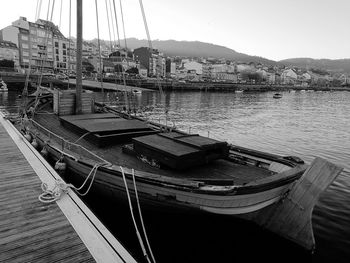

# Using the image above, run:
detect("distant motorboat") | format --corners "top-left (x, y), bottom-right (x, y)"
top-left (273, 93), bottom-right (282, 99)
top-left (0, 80), bottom-right (8, 92)
top-left (235, 89), bottom-right (244, 93)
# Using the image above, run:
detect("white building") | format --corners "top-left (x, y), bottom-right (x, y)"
top-left (183, 61), bottom-right (203, 75)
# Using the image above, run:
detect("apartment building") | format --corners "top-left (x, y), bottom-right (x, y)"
top-left (0, 40), bottom-right (19, 68)
top-left (134, 47), bottom-right (165, 77)
top-left (0, 17), bottom-right (73, 72)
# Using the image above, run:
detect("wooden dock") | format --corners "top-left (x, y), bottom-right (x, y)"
top-left (0, 112), bottom-right (137, 263)
top-left (64, 79), bottom-right (153, 92)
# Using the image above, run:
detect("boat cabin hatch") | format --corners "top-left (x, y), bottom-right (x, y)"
top-left (129, 132), bottom-right (229, 170)
top-left (59, 114), bottom-right (158, 146)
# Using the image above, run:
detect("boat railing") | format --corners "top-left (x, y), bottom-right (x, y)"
top-left (29, 119), bottom-right (107, 164)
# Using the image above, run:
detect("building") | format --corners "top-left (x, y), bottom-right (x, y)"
top-left (165, 58), bottom-right (176, 78)
top-left (0, 40), bottom-right (19, 69)
top-left (183, 61), bottom-right (203, 75)
top-left (281, 68), bottom-right (298, 84)
top-left (133, 47), bottom-right (165, 77)
top-left (0, 17), bottom-right (72, 72)
top-left (105, 48), bottom-right (136, 73)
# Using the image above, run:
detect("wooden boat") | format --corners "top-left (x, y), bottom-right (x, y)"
top-left (14, 0), bottom-right (343, 253)
top-left (273, 93), bottom-right (282, 99)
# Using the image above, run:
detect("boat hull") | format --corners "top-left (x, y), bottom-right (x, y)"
top-left (44, 142), bottom-right (293, 216)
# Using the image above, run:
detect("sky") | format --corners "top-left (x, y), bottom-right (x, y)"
top-left (1, 0), bottom-right (349, 61)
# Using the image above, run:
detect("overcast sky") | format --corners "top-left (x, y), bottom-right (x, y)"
top-left (1, 0), bottom-right (349, 61)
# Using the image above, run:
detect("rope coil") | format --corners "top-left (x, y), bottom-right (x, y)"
top-left (39, 163), bottom-right (105, 203)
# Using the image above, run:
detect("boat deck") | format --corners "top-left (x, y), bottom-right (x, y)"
top-left (0, 113), bottom-right (136, 263)
top-left (33, 112), bottom-right (274, 185)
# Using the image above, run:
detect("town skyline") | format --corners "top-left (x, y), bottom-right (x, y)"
top-left (1, 0), bottom-right (350, 62)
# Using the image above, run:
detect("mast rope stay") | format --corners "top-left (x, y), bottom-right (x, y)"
top-left (120, 166), bottom-right (154, 263)
top-left (94, 0), bottom-right (105, 103)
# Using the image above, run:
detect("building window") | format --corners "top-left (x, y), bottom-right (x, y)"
top-left (63, 50), bottom-right (66, 56)
top-left (55, 49), bottom-right (59, 54)
top-left (63, 56), bottom-right (66, 62)
top-left (37, 30), bottom-right (46, 37)
top-left (21, 35), bottom-right (29, 41)
top-left (22, 51), bottom-right (29, 57)
top-left (55, 42), bottom-right (58, 48)
top-left (21, 43), bottom-right (29, 49)
top-left (62, 43), bottom-right (66, 49)
top-left (56, 55), bottom-right (59, 61)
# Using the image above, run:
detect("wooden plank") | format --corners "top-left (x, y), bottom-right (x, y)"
top-left (133, 134), bottom-right (200, 157)
top-left (0, 112), bottom-right (136, 263)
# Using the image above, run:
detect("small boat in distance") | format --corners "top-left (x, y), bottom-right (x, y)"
top-left (273, 93), bottom-right (282, 99)
top-left (235, 89), bottom-right (244, 93)
top-left (0, 80), bottom-right (8, 92)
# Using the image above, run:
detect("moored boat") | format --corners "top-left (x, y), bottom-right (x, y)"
top-left (12, 0), bottom-right (343, 253)
top-left (273, 93), bottom-right (282, 99)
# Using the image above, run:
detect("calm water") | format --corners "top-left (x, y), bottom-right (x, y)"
top-left (1, 87), bottom-right (349, 263)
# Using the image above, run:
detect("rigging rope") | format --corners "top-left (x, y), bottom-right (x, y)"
top-left (67, 0), bottom-right (72, 90)
top-left (34, 0), bottom-right (56, 113)
top-left (105, 0), bottom-right (113, 52)
top-left (119, 0), bottom-right (128, 51)
top-left (95, 0), bottom-right (105, 103)
top-left (120, 166), bottom-right (152, 263)
top-left (138, 0), bottom-right (152, 50)
top-left (59, 0), bottom-right (63, 29)
top-left (35, 0), bottom-right (40, 21)
top-left (112, 0), bottom-right (121, 48)
top-left (108, 0), bottom-right (117, 49)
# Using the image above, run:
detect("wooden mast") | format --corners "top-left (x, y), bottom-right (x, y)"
top-left (75, 0), bottom-right (82, 114)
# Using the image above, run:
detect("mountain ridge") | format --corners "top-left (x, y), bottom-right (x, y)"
top-left (88, 38), bottom-right (350, 73)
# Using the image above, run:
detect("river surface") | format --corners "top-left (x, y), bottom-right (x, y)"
top-left (1, 87), bottom-right (349, 263)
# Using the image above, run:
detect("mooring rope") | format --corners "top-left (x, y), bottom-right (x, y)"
top-left (131, 168), bottom-right (157, 263)
top-left (39, 163), bottom-right (103, 203)
top-left (120, 166), bottom-right (152, 263)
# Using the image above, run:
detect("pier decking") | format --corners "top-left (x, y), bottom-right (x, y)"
top-left (0, 112), bottom-right (136, 263)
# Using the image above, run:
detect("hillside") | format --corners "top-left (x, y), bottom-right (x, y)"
top-left (90, 38), bottom-right (277, 65)
top-left (87, 38), bottom-right (350, 73)
top-left (279, 58), bottom-right (350, 73)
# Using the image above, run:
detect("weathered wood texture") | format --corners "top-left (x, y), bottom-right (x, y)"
top-left (251, 157), bottom-right (343, 250)
top-left (53, 89), bottom-right (94, 115)
top-left (0, 122), bottom-right (95, 262)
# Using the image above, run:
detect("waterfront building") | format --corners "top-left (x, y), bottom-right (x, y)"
top-left (0, 17), bottom-right (72, 72)
top-left (281, 68), bottom-right (298, 84)
top-left (202, 63), bottom-right (214, 81)
top-left (134, 47), bottom-right (165, 78)
top-left (105, 49), bottom-right (136, 73)
top-left (0, 40), bottom-right (19, 69)
top-left (183, 61), bottom-right (203, 75)
top-left (165, 58), bottom-right (176, 78)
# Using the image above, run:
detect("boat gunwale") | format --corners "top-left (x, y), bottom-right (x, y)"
top-left (27, 126), bottom-right (307, 196)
